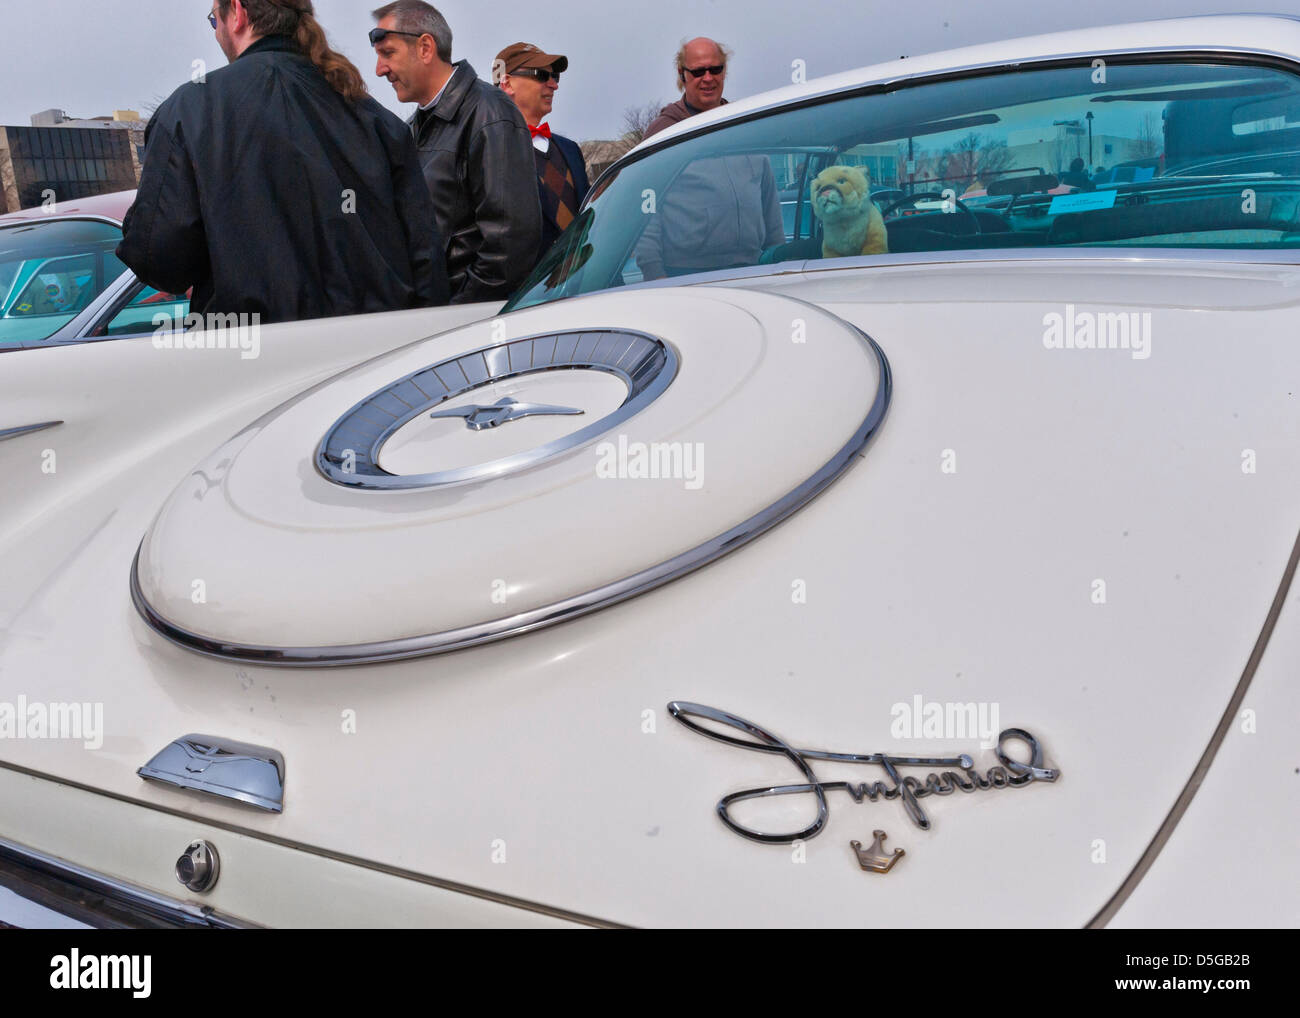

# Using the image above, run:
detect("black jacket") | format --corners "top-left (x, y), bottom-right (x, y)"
top-left (410, 62), bottom-right (542, 304)
top-left (118, 35), bottom-right (448, 325)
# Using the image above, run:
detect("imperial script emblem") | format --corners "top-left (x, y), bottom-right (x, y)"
top-left (668, 701), bottom-right (1060, 842)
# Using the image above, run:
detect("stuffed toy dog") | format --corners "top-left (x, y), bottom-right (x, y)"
top-left (810, 164), bottom-right (889, 257)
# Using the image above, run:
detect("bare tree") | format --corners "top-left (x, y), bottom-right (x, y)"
top-left (976, 139), bottom-right (1013, 184)
top-left (1132, 112), bottom-right (1161, 159)
top-left (939, 132), bottom-right (983, 190)
top-left (621, 100), bottom-right (666, 146)
top-left (138, 94), bottom-right (169, 120)
top-left (931, 133), bottom-right (1012, 191)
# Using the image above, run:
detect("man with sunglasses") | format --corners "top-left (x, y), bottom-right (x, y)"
top-left (644, 37), bottom-right (731, 140)
top-left (371, 2), bottom-right (540, 304)
top-left (635, 37), bottom-right (784, 280)
top-left (495, 42), bottom-right (590, 268)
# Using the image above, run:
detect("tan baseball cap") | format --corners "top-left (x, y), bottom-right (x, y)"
top-left (495, 42), bottom-right (569, 81)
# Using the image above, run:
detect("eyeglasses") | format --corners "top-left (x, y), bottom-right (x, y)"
top-left (369, 28), bottom-right (427, 46)
top-left (207, 11), bottom-right (217, 29)
top-left (510, 68), bottom-right (561, 84)
top-left (682, 64), bottom-right (725, 78)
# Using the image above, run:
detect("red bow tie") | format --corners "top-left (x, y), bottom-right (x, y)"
top-left (529, 123), bottom-right (552, 139)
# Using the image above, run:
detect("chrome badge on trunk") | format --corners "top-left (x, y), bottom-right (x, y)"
top-left (669, 702), bottom-right (1059, 842)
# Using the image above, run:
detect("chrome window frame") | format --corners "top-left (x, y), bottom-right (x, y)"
top-left (71, 272), bottom-right (190, 342)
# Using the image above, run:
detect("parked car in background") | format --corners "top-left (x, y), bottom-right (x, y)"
top-left (0, 191), bottom-right (189, 350)
top-left (1, 14), bottom-right (1298, 930)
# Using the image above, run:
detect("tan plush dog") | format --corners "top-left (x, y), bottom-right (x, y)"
top-left (810, 164), bottom-right (889, 257)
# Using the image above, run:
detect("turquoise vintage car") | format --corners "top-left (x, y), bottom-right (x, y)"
top-left (0, 191), bottom-right (188, 349)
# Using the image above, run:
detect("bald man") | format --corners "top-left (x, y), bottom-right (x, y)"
top-left (645, 37), bottom-right (730, 138)
top-left (635, 37), bottom-right (784, 279)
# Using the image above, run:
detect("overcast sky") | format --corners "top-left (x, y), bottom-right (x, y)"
top-left (0, 1), bottom-right (1290, 140)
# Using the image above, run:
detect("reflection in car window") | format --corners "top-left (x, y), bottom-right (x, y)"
top-left (102, 285), bottom-right (191, 338)
top-left (507, 60), bottom-right (1300, 311)
top-left (10, 254), bottom-right (99, 316)
top-left (0, 219), bottom-right (127, 344)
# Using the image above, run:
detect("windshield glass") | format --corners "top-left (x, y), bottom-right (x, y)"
top-left (506, 60), bottom-right (1300, 311)
top-left (0, 219), bottom-right (127, 344)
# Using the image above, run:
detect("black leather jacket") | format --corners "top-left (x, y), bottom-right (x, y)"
top-left (411, 62), bottom-right (542, 304)
top-left (119, 35), bottom-right (447, 323)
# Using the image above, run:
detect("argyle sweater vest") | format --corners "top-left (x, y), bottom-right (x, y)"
top-left (535, 141), bottom-right (579, 257)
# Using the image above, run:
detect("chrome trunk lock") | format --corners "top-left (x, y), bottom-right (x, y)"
top-left (175, 840), bottom-right (220, 893)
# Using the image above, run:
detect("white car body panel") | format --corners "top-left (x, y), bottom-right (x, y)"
top-left (3, 259), bottom-right (1297, 926)
top-left (1109, 573), bottom-right (1300, 928)
top-left (0, 769), bottom-right (579, 928)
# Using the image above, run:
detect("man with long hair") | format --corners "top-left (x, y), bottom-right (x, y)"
top-left (118, 0), bottom-right (448, 325)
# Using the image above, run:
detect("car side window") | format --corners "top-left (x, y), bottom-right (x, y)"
top-left (0, 220), bottom-right (128, 345)
top-left (8, 254), bottom-right (100, 318)
top-left (101, 285), bottom-right (191, 338)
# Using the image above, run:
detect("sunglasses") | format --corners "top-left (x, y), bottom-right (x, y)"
top-left (510, 68), bottom-right (561, 84)
top-left (683, 64), bottom-right (725, 78)
top-left (369, 28), bottom-right (427, 46)
top-left (207, 11), bottom-right (217, 29)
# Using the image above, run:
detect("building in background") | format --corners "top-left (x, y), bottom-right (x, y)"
top-left (0, 110), bottom-right (145, 213)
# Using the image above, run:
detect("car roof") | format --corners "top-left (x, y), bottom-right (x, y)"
top-left (0, 189), bottom-right (136, 227)
top-left (631, 14), bottom-right (1300, 154)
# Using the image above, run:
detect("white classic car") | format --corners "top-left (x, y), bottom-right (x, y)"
top-left (1, 13), bottom-right (1298, 929)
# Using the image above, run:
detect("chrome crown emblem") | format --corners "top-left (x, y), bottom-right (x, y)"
top-left (851, 831), bottom-right (905, 873)
top-left (429, 396), bottom-right (583, 431)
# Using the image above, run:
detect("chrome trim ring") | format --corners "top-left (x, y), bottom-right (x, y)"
top-left (131, 327), bottom-right (892, 669)
top-left (316, 329), bottom-right (677, 489)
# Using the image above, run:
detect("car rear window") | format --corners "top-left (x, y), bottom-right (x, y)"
top-left (507, 59), bottom-right (1300, 310)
